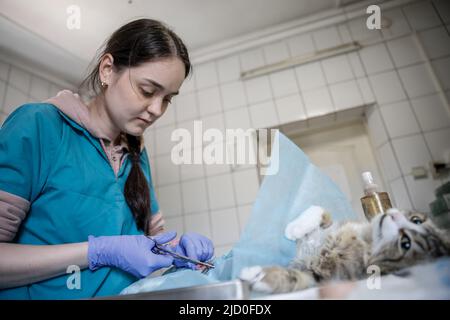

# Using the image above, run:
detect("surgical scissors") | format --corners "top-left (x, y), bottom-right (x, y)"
top-left (147, 236), bottom-right (215, 270)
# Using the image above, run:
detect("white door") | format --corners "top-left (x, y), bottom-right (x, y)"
top-left (290, 121), bottom-right (386, 220)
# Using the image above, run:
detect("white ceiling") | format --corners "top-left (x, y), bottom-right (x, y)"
top-left (0, 0), bottom-right (351, 84)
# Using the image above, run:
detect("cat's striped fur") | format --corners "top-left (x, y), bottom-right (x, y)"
top-left (240, 208), bottom-right (450, 294)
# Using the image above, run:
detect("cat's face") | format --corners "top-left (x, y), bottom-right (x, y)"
top-left (368, 208), bottom-right (449, 274)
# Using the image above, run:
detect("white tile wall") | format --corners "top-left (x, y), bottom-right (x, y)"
top-left (8, 67), bottom-right (31, 90)
top-left (275, 93), bottom-right (306, 124)
top-left (322, 55), bottom-right (354, 84)
top-left (391, 134), bottom-right (432, 175)
top-left (244, 76), bottom-right (272, 104)
top-left (360, 44), bottom-right (394, 75)
top-left (203, 113), bottom-right (226, 134)
top-left (29, 75), bottom-right (51, 101)
top-left (0, 112), bottom-right (6, 127)
top-left (154, 101), bottom-right (175, 128)
top-left (155, 124), bottom-right (176, 155)
top-left (366, 106), bottom-right (388, 147)
top-left (378, 142), bottom-right (402, 181)
top-left (240, 48), bottom-right (265, 71)
top-left (411, 94), bottom-right (450, 131)
top-left (221, 81), bottom-right (246, 110)
top-left (232, 169), bottom-right (259, 205)
top-left (387, 36), bottom-right (423, 68)
top-left (175, 92), bottom-right (199, 122)
top-left (369, 71), bottom-right (406, 105)
top-left (249, 100), bottom-right (279, 129)
top-left (180, 162), bottom-right (205, 181)
top-left (0, 60), bottom-right (9, 81)
top-left (210, 207), bottom-right (240, 246)
top-left (389, 178), bottom-right (413, 209)
top-left (419, 27), bottom-right (450, 60)
top-left (403, 1), bottom-right (441, 31)
top-left (424, 128), bottom-right (450, 162)
top-left (179, 75), bottom-right (196, 94)
top-left (237, 204), bottom-right (253, 234)
top-left (269, 69), bottom-right (299, 98)
top-left (263, 41), bottom-right (290, 65)
top-left (347, 16), bottom-right (382, 42)
top-left (381, 8), bottom-right (411, 38)
top-left (207, 174), bottom-right (236, 210)
top-left (156, 184), bottom-right (183, 217)
top-left (338, 24), bottom-right (352, 43)
top-left (404, 175), bottom-right (436, 212)
top-left (303, 87), bottom-right (334, 117)
top-left (0, 79), bottom-right (6, 110)
top-left (312, 26), bottom-right (342, 51)
top-left (432, 57), bottom-right (450, 90)
top-left (195, 62), bottom-right (218, 89)
top-left (398, 63), bottom-right (436, 98)
top-left (184, 212), bottom-right (212, 239)
top-left (347, 53), bottom-right (365, 78)
top-left (3, 85), bottom-right (28, 114)
top-left (224, 107), bottom-right (252, 130)
top-left (329, 80), bottom-right (363, 110)
top-left (143, 129), bottom-right (156, 159)
top-left (287, 33), bottom-right (315, 57)
top-left (164, 216), bottom-right (184, 235)
top-left (197, 86), bottom-right (222, 117)
top-left (379, 100), bottom-right (421, 138)
top-left (155, 153), bottom-right (180, 185)
top-left (181, 179), bottom-right (209, 214)
top-left (432, 0), bottom-right (450, 24)
top-left (295, 62), bottom-right (326, 91)
top-left (357, 77), bottom-right (376, 104)
top-left (217, 55), bottom-right (241, 83)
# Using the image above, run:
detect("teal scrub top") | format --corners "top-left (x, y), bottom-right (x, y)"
top-left (0, 103), bottom-right (160, 300)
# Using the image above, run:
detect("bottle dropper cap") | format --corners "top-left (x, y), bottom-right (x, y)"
top-left (362, 171), bottom-right (378, 195)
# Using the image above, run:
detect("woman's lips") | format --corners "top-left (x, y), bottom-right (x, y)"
top-left (138, 117), bottom-right (151, 125)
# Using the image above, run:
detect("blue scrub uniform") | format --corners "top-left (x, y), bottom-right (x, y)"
top-left (0, 103), bottom-right (159, 299)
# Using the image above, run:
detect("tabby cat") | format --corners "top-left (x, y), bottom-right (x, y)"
top-left (239, 206), bottom-right (450, 294)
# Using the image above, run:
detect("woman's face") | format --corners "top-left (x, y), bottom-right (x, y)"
top-left (102, 55), bottom-right (185, 136)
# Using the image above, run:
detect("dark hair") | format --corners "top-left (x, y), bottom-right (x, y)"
top-left (79, 19), bottom-right (191, 234)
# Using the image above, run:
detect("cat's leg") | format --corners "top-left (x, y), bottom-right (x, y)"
top-left (239, 265), bottom-right (316, 294)
top-left (285, 205), bottom-right (332, 241)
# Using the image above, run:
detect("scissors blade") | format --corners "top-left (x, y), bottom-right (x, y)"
top-left (147, 236), bottom-right (215, 269)
top-left (155, 243), bottom-right (215, 269)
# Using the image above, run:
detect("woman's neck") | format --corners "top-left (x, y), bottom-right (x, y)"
top-left (87, 95), bottom-right (121, 145)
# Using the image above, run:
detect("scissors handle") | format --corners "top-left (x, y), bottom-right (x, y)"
top-left (147, 236), bottom-right (215, 269)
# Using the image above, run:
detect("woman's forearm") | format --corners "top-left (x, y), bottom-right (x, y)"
top-left (0, 242), bottom-right (89, 290)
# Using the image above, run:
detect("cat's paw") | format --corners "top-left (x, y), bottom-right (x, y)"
top-left (285, 205), bottom-right (331, 240)
top-left (239, 266), bottom-right (274, 293)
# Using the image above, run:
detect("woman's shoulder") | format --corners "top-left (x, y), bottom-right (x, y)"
top-left (2, 103), bottom-right (64, 132)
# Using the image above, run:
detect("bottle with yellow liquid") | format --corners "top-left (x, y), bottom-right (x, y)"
top-left (360, 171), bottom-right (392, 221)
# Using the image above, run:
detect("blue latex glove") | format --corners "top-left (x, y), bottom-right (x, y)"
top-left (87, 231), bottom-right (177, 278)
top-left (171, 232), bottom-right (214, 270)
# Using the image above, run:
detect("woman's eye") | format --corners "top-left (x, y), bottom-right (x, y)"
top-left (400, 234), bottom-right (411, 251)
top-left (410, 216), bottom-right (423, 225)
top-left (141, 89), bottom-right (155, 97)
top-left (163, 97), bottom-right (172, 104)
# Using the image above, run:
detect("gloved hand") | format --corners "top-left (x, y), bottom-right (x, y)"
top-left (87, 231), bottom-right (177, 278)
top-left (171, 232), bottom-right (214, 270)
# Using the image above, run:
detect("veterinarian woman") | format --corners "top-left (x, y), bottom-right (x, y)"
top-left (0, 19), bottom-right (214, 299)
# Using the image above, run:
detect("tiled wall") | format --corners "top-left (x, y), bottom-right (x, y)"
top-left (0, 58), bottom-right (68, 126)
top-left (1, 0), bottom-right (449, 256)
top-left (147, 0), bottom-right (450, 254)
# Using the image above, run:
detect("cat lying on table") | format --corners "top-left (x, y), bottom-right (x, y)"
top-left (240, 206), bottom-right (450, 294)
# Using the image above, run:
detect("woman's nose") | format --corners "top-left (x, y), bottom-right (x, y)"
top-left (147, 99), bottom-right (164, 118)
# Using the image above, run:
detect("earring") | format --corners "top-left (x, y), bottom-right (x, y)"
top-left (101, 81), bottom-right (108, 88)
